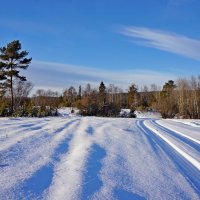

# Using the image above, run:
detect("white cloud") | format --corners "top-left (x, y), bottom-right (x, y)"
top-left (120, 26), bottom-right (200, 61)
top-left (24, 60), bottom-right (176, 93)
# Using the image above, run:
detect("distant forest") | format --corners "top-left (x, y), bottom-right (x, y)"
top-left (1, 40), bottom-right (200, 119)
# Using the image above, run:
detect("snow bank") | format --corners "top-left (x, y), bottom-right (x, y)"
top-left (135, 111), bottom-right (161, 118)
top-left (57, 107), bottom-right (79, 117)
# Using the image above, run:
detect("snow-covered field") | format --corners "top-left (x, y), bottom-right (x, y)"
top-left (0, 110), bottom-right (200, 200)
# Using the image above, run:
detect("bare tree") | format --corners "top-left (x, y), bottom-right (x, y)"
top-left (13, 80), bottom-right (33, 110)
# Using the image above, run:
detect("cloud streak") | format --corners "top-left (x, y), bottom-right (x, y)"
top-left (24, 60), bottom-right (176, 93)
top-left (120, 26), bottom-right (200, 61)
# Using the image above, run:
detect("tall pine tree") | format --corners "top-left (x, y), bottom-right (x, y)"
top-left (128, 83), bottom-right (138, 109)
top-left (99, 81), bottom-right (106, 105)
top-left (0, 40), bottom-right (32, 114)
top-left (78, 85), bottom-right (82, 100)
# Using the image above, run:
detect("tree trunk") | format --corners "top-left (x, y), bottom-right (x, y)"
top-left (11, 75), bottom-right (14, 114)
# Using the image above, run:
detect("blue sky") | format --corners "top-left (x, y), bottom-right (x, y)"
top-left (1, 0), bottom-right (200, 92)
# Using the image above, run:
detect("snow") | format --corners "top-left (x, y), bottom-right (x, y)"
top-left (58, 107), bottom-right (79, 117)
top-left (172, 119), bottom-right (200, 128)
top-left (0, 109), bottom-right (200, 200)
top-left (144, 120), bottom-right (200, 171)
top-left (120, 109), bottom-right (130, 117)
top-left (120, 109), bottom-right (162, 118)
top-left (157, 119), bottom-right (200, 142)
top-left (135, 111), bottom-right (162, 119)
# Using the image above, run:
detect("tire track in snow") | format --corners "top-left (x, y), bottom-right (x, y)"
top-left (152, 120), bottom-right (200, 149)
top-left (155, 120), bottom-right (200, 145)
top-left (92, 119), bottom-right (199, 200)
top-left (173, 119), bottom-right (200, 128)
top-left (139, 120), bottom-right (200, 194)
top-left (144, 120), bottom-right (200, 171)
top-left (158, 119), bottom-right (200, 141)
top-left (88, 118), bottom-right (200, 200)
top-left (150, 120), bottom-right (200, 162)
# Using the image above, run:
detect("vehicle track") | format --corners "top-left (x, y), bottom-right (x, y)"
top-left (137, 120), bottom-right (200, 194)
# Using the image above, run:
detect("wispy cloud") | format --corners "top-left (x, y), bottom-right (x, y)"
top-left (24, 60), bottom-right (176, 93)
top-left (119, 26), bottom-right (200, 61)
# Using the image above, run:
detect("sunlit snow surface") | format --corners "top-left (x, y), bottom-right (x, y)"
top-left (0, 110), bottom-right (200, 200)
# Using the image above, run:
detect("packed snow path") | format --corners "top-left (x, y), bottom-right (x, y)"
top-left (0, 116), bottom-right (200, 200)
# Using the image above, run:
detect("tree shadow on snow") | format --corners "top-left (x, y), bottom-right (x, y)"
top-left (114, 188), bottom-right (146, 200)
top-left (19, 133), bottom-right (74, 199)
top-left (86, 126), bottom-right (94, 136)
top-left (81, 144), bottom-right (106, 200)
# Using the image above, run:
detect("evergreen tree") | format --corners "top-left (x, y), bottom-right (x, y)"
top-left (99, 81), bottom-right (106, 104)
top-left (78, 85), bottom-right (82, 100)
top-left (128, 83), bottom-right (138, 109)
top-left (0, 40), bottom-right (32, 114)
top-left (0, 56), bottom-right (7, 96)
top-left (162, 80), bottom-right (176, 93)
top-left (160, 80), bottom-right (177, 118)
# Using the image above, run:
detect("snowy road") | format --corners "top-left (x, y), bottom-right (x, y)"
top-left (0, 116), bottom-right (200, 200)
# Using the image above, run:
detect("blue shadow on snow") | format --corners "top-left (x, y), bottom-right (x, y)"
top-left (21, 133), bottom-right (73, 199)
top-left (114, 188), bottom-right (146, 200)
top-left (81, 144), bottom-right (106, 200)
top-left (86, 126), bottom-right (94, 136)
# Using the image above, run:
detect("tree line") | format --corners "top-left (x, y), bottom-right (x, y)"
top-left (1, 40), bottom-right (200, 118)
